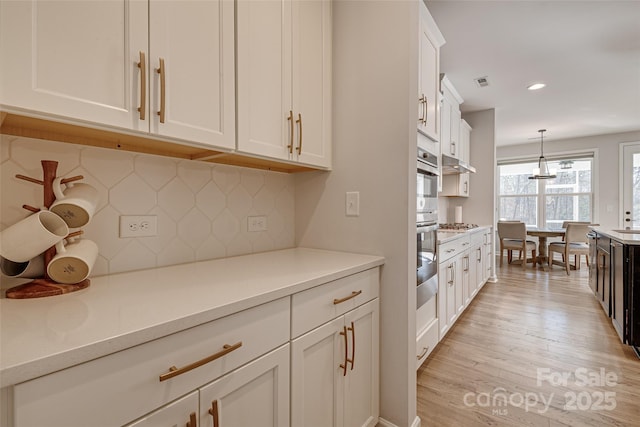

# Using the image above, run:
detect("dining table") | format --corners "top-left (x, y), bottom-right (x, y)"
top-left (526, 227), bottom-right (566, 269)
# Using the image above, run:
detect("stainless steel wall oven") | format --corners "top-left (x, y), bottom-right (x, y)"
top-left (417, 147), bottom-right (438, 309)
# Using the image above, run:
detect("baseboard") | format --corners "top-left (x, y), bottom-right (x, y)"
top-left (377, 415), bottom-right (421, 427)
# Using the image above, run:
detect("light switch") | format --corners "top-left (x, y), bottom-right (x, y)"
top-left (346, 192), bottom-right (360, 217)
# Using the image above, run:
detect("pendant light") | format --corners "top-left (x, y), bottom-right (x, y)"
top-left (528, 129), bottom-right (556, 180)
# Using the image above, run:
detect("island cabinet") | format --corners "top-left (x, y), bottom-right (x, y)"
top-left (0, 0), bottom-right (235, 149)
top-left (290, 269), bottom-right (379, 427)
top-left (236, 0), bottom-right (331, 168)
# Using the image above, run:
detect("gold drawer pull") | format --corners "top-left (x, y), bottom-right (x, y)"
top-left (417, 346), bottom-right (429, 360)
top-left (156, 57), bottom-right (166, 123)
top-left (287, 110), bottom-right (294, 154)
top-left (333, 290), bottom-right (362, 305)
top-left (296, 113), bottom-right (303, 154)
top-left (159, 341), bottom-right (242, 381)
top-left (339, 325), bottom-right (348, 376)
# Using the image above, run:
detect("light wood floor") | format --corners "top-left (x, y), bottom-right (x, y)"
top-left (417, 260), bottom-right (640, 427)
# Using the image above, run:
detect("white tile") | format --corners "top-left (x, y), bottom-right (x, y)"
top-left (81, 206), bottom-right (128, 260)
top-left (178, 160), bottom-right (213, 193)
top-left (91, 255), bottom-right (109, 277)
top-left (227, 185), bottom-right (252, 219)
top-left (212, 164), bottom-right (241, 194)
top-left (110, 174), bottom-right (157, 214)
top-left (0, 161), bottom-right (42, 228)
top-left (158, 177), bottom-right (195, 221)
top-left (211, 209), bottom-right (240, 245)
top-left (0, 135), bottom-right (12, 164)
top-left (252, 186), bottom-right (276, 215)
top-left (248, 232), bottom-right (275, 253)
top-left (138, 207), bottom-right (176, 255)
top-left (240, 169), bottom-right (265, 196)
top-left (157, 238), bottom-right (195, 267)
top-left (81, 146), bottom-right (134, 188)
top-left (65, 166), bottom-right (109, 212)
top-left (196, 181), bottom-right (226, 221)
top-left (12, 137), bottom-right (81, 178)
top-left (263, 171), bottom-right (291, 194)
top-left (178, 208), bottom-right (211, 250)
top-left (267, 211), bottom-right (286, 239)
top-left (226, 234), bottom-right (252, 257)
top-left (195, 235), bottom-right (226, 261)
top-left (135, 155), bottom-right (177, 190)
top-left (109, 240), bottom-right (157, 273)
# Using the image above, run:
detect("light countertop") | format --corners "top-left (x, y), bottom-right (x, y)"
top-left (591, 228), bottom-right (640, 245)
top-left (0, 247), bottom-right (384, 388)
top-left (437, 225), bottom-right (491, 244)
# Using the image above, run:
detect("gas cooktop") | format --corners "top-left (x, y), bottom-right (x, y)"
top-left (438, 223), bottom-right (479, 232)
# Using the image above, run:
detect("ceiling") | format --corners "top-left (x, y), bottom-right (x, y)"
top-left (425, 0), bottom-right (640, 146)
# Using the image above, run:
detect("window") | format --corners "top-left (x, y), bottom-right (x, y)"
top-left (498, 156), bottom-right (593, 229)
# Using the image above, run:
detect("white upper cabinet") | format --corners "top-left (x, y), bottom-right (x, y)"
top-left (148, 1), bottom-right (235, 148)
top-left (0, 0), bottom-right (147, 132)
top-left (237, 0), bottom-right (331, 169)
top-left (440, 75), bottom-right (464, 160)
top-left (0, 0), bottom-right (235, 150)
top-left (417, 3), bottom-right (445, 142)
top-left (459, 119), bottom-right (472, 164)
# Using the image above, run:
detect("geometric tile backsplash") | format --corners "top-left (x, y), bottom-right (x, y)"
top-left (0, 135), bottom-right (295, 285)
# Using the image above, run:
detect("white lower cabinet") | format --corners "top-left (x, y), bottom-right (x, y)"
top-left (291, 270), bottom-right (380, 427)
top-left (126, 391), bottom-right (199, 427)
top-left (198, 344), bottom-right (290, 427)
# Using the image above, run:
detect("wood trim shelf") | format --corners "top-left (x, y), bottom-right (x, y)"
top-left (0, 112), bottom-right (319, 174)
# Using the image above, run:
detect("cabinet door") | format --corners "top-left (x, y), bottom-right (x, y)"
top-left (612, 241), bottom-right (625, 341)
top-left (446, 259), bottom-right (457, 326)
top-left (291, 0), bottom-right (332, 168)
top-left (440, 97), bottom-right (453, 156)
top-left (199, 344), bottom-right (290, 427)
top-left (466, 250), bottom-right (476, 303)
top-left (125, 391), bottom-right (198, 427)
top-left (438, 261), bottom-right (450, 338)
top-left (149, 0), bottom-right (235, 148)
top-left (236, 0), bottom-right (292, 160)
top-left (418, 4), bottom-right (439, 141)
top-left (291, 317), bottom-right (344, 427)
top-left (457, 254), bottom-right (467, 315)
top-left (343, 299), bottom-right (379, 427)
top-left (459, 173), bottom-right (470, 197)
top-left (450, 107), bottom-right (461, 158)
top-left (459, 120), bottom-right (472, 164)
top-left (0, 0), bottom-right (147, 131)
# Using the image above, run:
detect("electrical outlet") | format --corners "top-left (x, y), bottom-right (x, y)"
top-left (120, 215), bottom-right (158, 237)
top-left (247, 216), bottom-right (267, 232)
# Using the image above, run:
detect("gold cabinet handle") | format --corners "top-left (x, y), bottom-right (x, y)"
top-left (287, 110), bottom-right (294, 154)
top-left (137, 51), bottom-right (146, 120)
top-left (159, 341), bottom-right (242, 381)
top-left (418, 95), bottom-right (425, 124)
top-left (417, 346), bottom-right (429, 361)
top-left (296, 113), bottom-right (302, 155)
top-left (156, 57), bottom-right (166, 123)
top-left (208, 400), bottom-right (219, 427)
top-left (339, 325), bottom-right (348, 376)
top-left (187, 412), bottom-right (197, 427)
top-left (423, 96), bottom-right (428, 125)
top-left (348, 321), bottom-right (355, 370)
top-left (333, 290), bottom-right (362, 305)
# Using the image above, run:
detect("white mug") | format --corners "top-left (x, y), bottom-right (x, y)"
top-left (0, 254), bottom-right (45, 279)
top-left (50, 177), bottom-right (100, 228)
top-left (47, 238), bottom-right (99, 284)
top-left (0, 210), bottom-right (69, 263)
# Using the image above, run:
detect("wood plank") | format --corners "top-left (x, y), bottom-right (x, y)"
top-left (417, 261), bottom-right (640, 426)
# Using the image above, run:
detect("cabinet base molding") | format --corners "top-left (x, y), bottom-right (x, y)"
top-left (377, 415), bottom-right (421, 427)
top-left (0, 112), bottom-right (319, 174)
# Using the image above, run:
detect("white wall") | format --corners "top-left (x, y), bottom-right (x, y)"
top-left (295, 0), bottom-right (418, 425)
top-left (497, 131), bottom-right (640, 229)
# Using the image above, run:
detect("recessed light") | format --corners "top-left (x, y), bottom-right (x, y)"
top-left (527, 83), bottom-right (546, 91)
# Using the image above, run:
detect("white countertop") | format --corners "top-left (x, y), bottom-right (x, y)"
top-left (0, 247), bottom-right (384, 388)
top-left (591, 227), bottom-right (640, 245)
top-left (437, 225), bottom-right (491, 244)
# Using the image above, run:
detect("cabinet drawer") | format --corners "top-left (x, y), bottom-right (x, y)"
top-left (416, 318), bottom-right (438, 370)
top-left (439, 235), bottom-right (470, 262)
top-left (12, 297), bottom-right (290, 427)
top-left (291, 268), bottom-right (379, 338)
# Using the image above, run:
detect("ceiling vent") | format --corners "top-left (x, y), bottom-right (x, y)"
top-left (474, 76), bottom-right (489, 88)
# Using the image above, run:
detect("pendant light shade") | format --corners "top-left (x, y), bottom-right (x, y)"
top-left (528, 129), bottom-right (556, 180)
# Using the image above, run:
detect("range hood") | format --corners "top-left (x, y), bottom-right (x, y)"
top-left (441, 154), bottom-right (476, 174)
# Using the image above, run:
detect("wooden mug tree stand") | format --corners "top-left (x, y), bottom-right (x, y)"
top-left (5, 160), bottom-right (90, 299)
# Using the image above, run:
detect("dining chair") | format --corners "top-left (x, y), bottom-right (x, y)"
top-left (497, 221), bottom-right (537, 269)
top-left (548, 222), bottom-right (591, 274)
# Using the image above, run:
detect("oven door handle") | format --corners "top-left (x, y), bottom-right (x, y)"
top-left (417, 224), bottom-right (439, 234)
